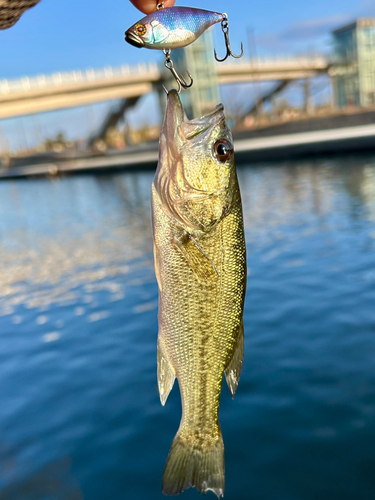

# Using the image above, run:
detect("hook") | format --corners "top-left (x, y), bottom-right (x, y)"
top-left (163, 49), bottom-right (193, 94)
top-left (214, 14), bottom-right (244, 62)
top-left (162, 82), bottom-right (181, 95)
top-left (156, 0), bottom-right (164, 10)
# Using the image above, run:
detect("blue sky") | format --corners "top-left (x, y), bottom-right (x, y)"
top-left (1, 0), bottom-right (375, 151)
top-left (1, 0), bottom-right (374, 78)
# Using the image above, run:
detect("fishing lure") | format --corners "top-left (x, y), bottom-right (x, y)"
top-left (125, 2), bottom-right (243, 92)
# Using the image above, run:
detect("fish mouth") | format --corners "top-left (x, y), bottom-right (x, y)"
top-left (124, 30), bottom-right (144, 48)
top-left (199, 104), bottom-right (224, 121)
top-left (164, 90), bottom-right (225, 141)
top-left (165, 91), bottom-right (224, 125)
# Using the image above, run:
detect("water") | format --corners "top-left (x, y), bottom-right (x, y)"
top-left (0, 155), bottom-right (375, 500)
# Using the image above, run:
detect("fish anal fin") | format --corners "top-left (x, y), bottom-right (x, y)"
top-left (174, 235), bottom-right (218, 284)
top-left (225, 321), bottom-right (244, 398)
top-left (157, 338), bottom-right (176, 406)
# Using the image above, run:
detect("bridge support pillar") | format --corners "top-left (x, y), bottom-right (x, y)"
top-left (304, 78), bottom-right (314, 115)
top-left (88, 96), bottom-right (140, 148)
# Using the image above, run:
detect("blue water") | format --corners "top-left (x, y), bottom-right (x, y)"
top-left (1, 156), bottom-right (375, 500)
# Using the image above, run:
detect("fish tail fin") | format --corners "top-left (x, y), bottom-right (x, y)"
top-left (162, 427), bottom-right (225, 498)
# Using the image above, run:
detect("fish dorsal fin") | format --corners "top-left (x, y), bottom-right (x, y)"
top-left (157, 338), bottom-right (176, 406)
top-left (225, 321), bottom-right (244, 398)
top-left (174, 233), bottom-right (219, 283)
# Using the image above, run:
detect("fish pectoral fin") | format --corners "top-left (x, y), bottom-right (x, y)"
top-left (157, 338), bottom-right (176, 406)
top-left (174, 235), bottom-right (219, 283)
top-left (225, 321), bottom-right (244, 398)
top-left (153, 242), bottom-right (162, 292)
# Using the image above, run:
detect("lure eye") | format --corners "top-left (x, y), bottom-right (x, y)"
top-left (135, 23), bottom-right (146, 36)
top-left (214, 139), bottom-right (233, 162)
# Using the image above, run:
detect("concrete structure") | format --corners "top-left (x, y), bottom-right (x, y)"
top-left (0, 63), bottom-right (160, 120)
top-left (0, 56), bottom-right (330, 120)
top-left (241, 81), bottom-right (289, 118)
top-left (332, 18), bottom-right (375, 107)
top-left (87, 96), bottom-right (140, 147)
top-left (3, 119), bottom-right (375, 179)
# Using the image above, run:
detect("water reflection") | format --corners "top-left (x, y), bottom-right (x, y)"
top-left (239, 155), bottom-right (375, 225)
top-left (0, 172), bottom-right (155, 318)
top-left (0, 156), bottom-right (375, 500)
top-left (1, 157), bottom-right (375, 314)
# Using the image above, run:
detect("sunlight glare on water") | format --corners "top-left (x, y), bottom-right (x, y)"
top-left (0, 156), bottom-right (375, 500)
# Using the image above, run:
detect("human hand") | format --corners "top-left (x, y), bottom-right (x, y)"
top-left (129, 0), bottom-right (176, 15)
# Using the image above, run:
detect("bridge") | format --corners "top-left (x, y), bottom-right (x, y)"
top-left (0, 56), bottom-right (330, 120)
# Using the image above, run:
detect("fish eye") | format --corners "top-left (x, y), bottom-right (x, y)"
top-left (135, 23), bottom-right (146, 36)
top-left (214, 139), bottom-right (233, 162)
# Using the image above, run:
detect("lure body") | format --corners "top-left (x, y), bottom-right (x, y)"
top-left (125, 6), bottom-right (223, 50)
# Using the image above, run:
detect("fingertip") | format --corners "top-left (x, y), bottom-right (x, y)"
top-left (129, 0), bottom-right (176, 15)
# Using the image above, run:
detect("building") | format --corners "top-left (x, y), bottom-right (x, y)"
top-left (159, 29), bottom-right (221, 119)
top-left (332, 18), bottom-right (375, 107)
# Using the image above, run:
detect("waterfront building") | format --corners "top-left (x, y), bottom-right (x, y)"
top-left (159, 29), bottom-right (220, 119)
top-left (332, 18), bottom-right (375, 107)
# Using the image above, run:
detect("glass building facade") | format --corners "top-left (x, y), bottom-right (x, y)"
top-left (332, 18), bottom-right (375, 107)
top-left (159, 30), bottom-right (221, 119)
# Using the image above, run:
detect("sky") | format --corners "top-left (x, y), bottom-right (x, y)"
top-left (1, 0), bottom-right (375, 152)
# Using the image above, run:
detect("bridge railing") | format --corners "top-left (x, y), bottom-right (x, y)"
top-left (0, 55), bottom-right (331, 97)
top-left (0, 61), bottom-right (160, 95)
top-left (221, 55), bottom-right (330, 67)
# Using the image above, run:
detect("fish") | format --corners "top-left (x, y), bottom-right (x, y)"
top-left (151, 90), bottom-right (247, 497)
top-left (125, 7), bottom-right (223, 50)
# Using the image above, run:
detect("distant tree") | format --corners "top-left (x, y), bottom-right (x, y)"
top-left (56, 132), bottom-right (66, 143)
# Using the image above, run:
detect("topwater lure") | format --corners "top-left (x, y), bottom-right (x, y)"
top-left (125, 2), bottom-right (243, 92)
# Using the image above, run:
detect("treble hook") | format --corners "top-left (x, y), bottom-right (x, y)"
top-left (163, 49), bottom-right (193, 94)
top-left (162, 82), bottom-right (181, 95)
top-left (214, 13), bottom-right (244, 62)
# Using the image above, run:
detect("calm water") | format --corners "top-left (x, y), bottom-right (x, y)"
top-left (1, 156), bottom-right (375, 500)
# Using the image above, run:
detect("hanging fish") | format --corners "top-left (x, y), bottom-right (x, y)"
top-left (125, 7), bottom-right (223, 50)
top-left (152, 89), bottom-right (247, 497)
